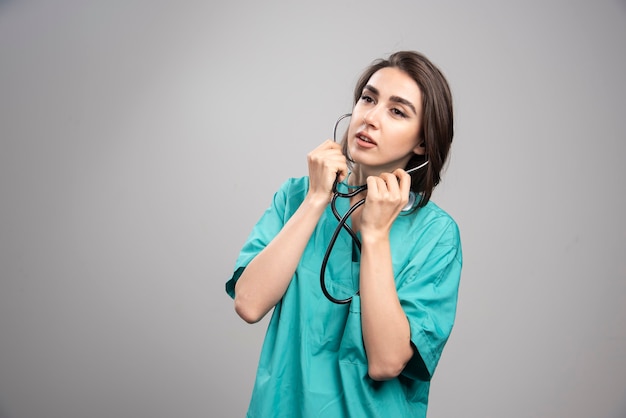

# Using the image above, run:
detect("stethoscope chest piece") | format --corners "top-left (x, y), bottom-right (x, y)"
top-left (402, 191), bottom-right (417, 213)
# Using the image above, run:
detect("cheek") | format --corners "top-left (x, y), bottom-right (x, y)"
top-left (350, 102), bottom-right (367, 123)
top-left (346, 115), bottom-right (361, 138)
top-left (401, 122), bottom-right (422, 143)
top-left (394, 126), bottom-right (422, 150)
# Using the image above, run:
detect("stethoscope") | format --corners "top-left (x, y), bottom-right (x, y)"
top-left (319, 114), bottom-right (429, 304)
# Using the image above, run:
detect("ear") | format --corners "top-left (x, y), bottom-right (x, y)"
top-left (412, 140), bottom-right (426, 155)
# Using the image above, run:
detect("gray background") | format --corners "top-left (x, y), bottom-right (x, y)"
top-left (1, 1), bottom-right (625, 417)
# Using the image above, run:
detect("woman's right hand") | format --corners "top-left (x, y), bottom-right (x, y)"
top-left (306, 140), bottom-right (348, 203)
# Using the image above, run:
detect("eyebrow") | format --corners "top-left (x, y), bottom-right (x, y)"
top-left (364, 84), bottom-right (418, 116)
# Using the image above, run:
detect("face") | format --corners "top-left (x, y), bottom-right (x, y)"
top-left (346, 66), bottom-right (424, 176)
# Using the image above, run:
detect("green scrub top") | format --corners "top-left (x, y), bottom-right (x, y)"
top-left (226, 176), bottom-right (462, 418)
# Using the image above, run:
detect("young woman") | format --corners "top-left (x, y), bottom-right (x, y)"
top-left (226, 50), bottom-right (462, 417)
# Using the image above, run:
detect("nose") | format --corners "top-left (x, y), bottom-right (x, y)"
top-left (363, 105), bottom-right (382, 127)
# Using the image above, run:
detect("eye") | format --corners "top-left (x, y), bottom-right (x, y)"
top-left (360, 94), bottom-right (374, 103)
top-left (391, 108), bottom-right (407, 118)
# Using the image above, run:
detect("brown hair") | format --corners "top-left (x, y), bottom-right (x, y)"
top-left (342, 51), bottom-right (454, 208)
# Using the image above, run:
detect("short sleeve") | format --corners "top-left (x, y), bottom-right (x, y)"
top-left (225, 178), bottom-right (305, 299)
top-left (399, 218), bottom-right (462, 381)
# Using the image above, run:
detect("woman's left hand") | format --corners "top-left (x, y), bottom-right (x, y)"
top-left (360, 169), bottom-right (411, 239)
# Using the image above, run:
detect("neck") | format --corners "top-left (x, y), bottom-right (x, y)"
top-left (349, 165), bottom-right (388, 186)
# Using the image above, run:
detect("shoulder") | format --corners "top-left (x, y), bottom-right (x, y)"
top-left (271, 176), bottom-right (310, 213)
top-left (278, 176), bottom-right (309, 195)
top-left (405, 200), bottom-right (460, 242)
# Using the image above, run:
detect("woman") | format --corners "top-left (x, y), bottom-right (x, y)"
top-left (226, 50), bottom-right (462, 417)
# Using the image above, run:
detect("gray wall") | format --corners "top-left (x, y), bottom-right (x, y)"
top-left (1, 1), bottom-right (625, 417)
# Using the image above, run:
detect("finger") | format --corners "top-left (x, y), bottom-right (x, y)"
top-left (393, 168), bottom-right (410, 181)
top-left (310, 140), bottom-right (339, 158)
top-left (309, 144), bottom-right (343, 166)
top-left (323, 147), bottom-right (348, 180)
top-left (376, 172), bottom-right (410, 208)
top-left (338, 163), bottom-right (349, 181)
top-left (365, 175), bottom-right (380, 195)
top-left (393, 169), bottom-right (411, 194)
top-left (322, 139), bottom-right (343, 152)
top-left (378, 172), bottom-right (400, 194)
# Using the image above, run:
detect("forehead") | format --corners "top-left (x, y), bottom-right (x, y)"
top-left (366, 67), bottom-right (422, 103)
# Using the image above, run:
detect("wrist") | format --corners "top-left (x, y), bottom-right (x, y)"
top-left (360, 229), bottom-right (391, 246)
top-left (303, 191), bottom-right (330, 211)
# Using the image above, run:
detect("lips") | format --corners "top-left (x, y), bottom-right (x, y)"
top-left (356, 131), bottom-right (377, 145)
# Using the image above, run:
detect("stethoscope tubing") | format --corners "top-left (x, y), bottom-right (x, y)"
top-left (320, 192), bottom-right (365, 304)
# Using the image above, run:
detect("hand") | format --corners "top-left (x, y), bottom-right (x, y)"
top-left (306, 140), bottom-right (348, 203)
top-left (360, 169), bottom-right (411, 238)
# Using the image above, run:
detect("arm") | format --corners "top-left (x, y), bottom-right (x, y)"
top-left (359, 170), bottom-right (414, 380)
top-left (234, 193), bottom-right (326, 323)
top-left (360, 234), bottom-right (414, 380)
top-left (233, 140), bottom-right (347, 323)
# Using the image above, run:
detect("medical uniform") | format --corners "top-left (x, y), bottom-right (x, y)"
top-left (226, 176), bottom-right (462, 418)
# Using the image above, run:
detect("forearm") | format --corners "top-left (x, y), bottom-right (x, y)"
top-left (234, 194), bottom-right (327, 323)
top-left (359, 234), bottom-right (414, 380)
